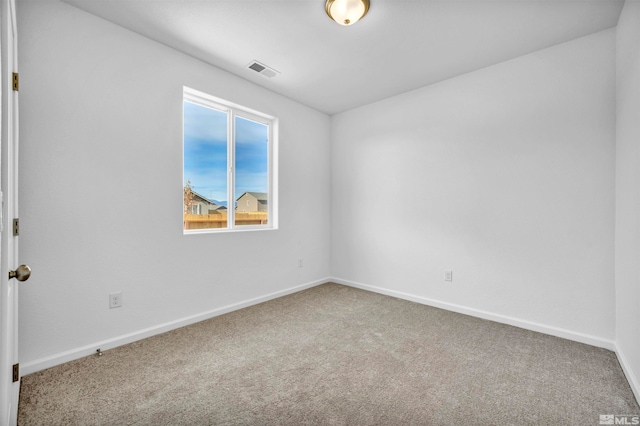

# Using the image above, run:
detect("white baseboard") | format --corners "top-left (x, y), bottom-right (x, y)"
top-left (20, 277), bottom-right (330, 376)
top-left (21, 276), bottom-right (620, 377)
top-left (331, 277), bottom-right (616, 351)
top-left (615, 344), bottom-right (640, 404)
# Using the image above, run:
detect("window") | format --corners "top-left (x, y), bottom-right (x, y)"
top-left (183, 87), bottom-right (277, 232)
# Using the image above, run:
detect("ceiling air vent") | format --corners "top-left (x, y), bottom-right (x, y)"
top-left (247, 61), bottom-right (280, 78)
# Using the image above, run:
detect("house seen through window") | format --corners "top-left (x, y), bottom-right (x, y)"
top-left (183, 87), bottom-right (277, 232)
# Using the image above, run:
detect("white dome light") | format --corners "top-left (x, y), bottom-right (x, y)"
top-left (325, 0), bottom-right (370, 26)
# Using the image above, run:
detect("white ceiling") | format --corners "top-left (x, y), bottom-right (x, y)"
top-left (60, 0), bottom-right (624, 115)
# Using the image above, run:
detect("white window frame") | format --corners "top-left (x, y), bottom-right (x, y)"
top-left (183, 86), bottom-right (278, 234)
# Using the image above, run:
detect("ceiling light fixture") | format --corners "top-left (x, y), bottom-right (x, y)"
top-left (325, 0), bottom-right (370, 26)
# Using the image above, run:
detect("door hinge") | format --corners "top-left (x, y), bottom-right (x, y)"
top-left (12, 364), bottom-right (19, 382)
top-left (12, 73), bottom-right (19, 91)
top-left (13, 218), bottom-right (19, 236)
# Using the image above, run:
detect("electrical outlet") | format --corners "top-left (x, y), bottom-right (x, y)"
top-left (109, 292), bottom-right (122, 309)
top-left (298, 258), bottom-right (304, 268)
top-left (444, 270), bottom-right (453, 282)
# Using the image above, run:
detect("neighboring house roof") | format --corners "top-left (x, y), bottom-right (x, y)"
top-left (191, 191), bottom-right (213, 204)
top-left (191, 190), bottom-right (225, 208)
top-left (237, 192), bottom-right (268, 202)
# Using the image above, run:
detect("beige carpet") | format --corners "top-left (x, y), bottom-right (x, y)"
top-left (18, 283), bottom-right (640, 425)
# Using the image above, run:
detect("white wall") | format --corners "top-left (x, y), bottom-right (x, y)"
top-left (331, 30), bottom-right (616, 346)
top-left (17, 0), bottom-right (331, 372)
top-left (615, 0), bottom-right (640, 401)
top-left (16, 0), bottom-right (627, 382)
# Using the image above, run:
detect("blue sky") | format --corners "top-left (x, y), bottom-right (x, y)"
top-left (183, 101), bottom-right (268, 204)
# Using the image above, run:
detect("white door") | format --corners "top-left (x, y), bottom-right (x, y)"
top-left (0, 0), bottom-right (27, 423)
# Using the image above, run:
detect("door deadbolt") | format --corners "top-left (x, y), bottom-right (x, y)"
top-left (9, 264), bottom-right (31, 282)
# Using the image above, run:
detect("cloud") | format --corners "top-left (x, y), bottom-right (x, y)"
top-left (235, 116), bottom-right (268, 146)
top-left (183, 102), bottom-right (270, 202)
top-left (183, 101), bottom-right (227, 144)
